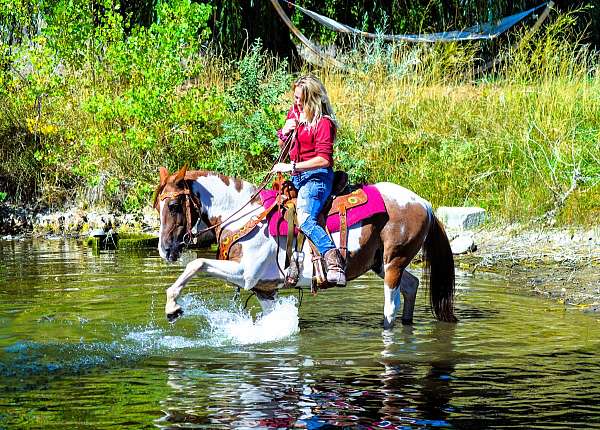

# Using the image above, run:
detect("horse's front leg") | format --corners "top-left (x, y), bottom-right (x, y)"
top-left (254, 289), bottom-right (278, 315)
top-left (166, 258), bottom-right (244, 321)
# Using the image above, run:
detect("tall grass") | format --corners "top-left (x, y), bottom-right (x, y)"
top-left (0, 4), bottom-right (598, 224)
top-left (318, 12), bottom-right (600, 224)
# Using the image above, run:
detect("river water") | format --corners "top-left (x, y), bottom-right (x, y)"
top-left (0, 239), bottom-right (599, 429)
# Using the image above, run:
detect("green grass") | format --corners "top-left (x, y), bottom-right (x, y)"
top-left (318, 12), bottom-right (600, 225)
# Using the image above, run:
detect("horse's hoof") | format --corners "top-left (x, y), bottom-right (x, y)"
top-left (166, 307), bottom-right (184, 323)
top-left (382, 318), bottom-right (394, 330)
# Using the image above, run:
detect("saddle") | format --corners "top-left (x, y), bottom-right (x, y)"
top-left (276, 172), bottom-right (368, 289)
top-left (218, 171), bottom-right (369, 291)
top-left (273, 170), bottom-right (351, 201)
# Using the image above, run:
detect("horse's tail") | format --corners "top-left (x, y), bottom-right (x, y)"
top-left (422, 213), bottom-right (457, 323)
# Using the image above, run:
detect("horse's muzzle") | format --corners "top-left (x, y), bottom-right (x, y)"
top-left (163, 243), bottom-right (182, 262)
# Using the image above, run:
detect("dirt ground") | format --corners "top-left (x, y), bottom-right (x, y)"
top-left (450, 224), bottom-right (600, 312)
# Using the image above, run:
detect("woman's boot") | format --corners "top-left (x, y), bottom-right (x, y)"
top-left (324, 248), bottom-right (346, 287)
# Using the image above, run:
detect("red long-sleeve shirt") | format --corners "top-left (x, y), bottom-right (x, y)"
top-left (278, 106), bottom-right (336, 167)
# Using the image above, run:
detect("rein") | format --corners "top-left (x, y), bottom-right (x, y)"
top-left (159, 129), bottom-right (297, 247)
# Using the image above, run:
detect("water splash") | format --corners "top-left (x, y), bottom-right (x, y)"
top-left (124, 329), bottom-right (201, 350)
top-left (124, 294), bottom-right (300, 350)
top-left (1, 339), bottom-right (147, 380)
top-left (184, 294), bottom-right (300, 346)
top-left (1, 295), bottom-right (300, 382)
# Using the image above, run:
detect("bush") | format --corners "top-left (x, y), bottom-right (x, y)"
top-left (209, 40), bottom-right (292, 182)
top-left (1, 3), bottom-right (598, 225)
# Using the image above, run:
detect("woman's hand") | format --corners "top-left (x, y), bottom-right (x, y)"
top-left (271, 162), bottom-right (293, 173)
top-left (282, 118), bottom-right (297, 135)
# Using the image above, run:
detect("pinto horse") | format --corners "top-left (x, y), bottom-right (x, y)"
top-left (154, 165), bottom-right (457, 328)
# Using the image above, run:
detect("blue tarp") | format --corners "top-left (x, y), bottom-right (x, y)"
top-left (285, 1), bottom-right (549, 42)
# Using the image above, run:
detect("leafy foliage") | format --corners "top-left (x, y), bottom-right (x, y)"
top-left (210, 40), bottom-right (291, 181)
top-left (0, 1), bottom-right (598, 225)
top-left (1, 0), bottom-right (216, 209)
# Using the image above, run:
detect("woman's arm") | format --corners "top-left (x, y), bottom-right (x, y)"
top-left (295, 156), bottom-right (330, 172)
top-left (271, 156), bottom-right (329, 174)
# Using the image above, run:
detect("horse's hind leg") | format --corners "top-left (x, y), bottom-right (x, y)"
top-left (383, 258), bottom-right (404, 330)
top-left (399, 270), bottom-right (419, 325)
top-left (380, 261), bottom-right (420, 329)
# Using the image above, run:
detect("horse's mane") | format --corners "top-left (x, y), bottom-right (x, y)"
top-left (152, 169), bottom-right (254, 210)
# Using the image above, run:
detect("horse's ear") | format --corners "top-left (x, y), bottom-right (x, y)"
top-left (159, 166), bottom-right (169, 184)
top-left (154, 167), bottom-right (170, 211)
top-left (173, 164), bottom-right (187, 184)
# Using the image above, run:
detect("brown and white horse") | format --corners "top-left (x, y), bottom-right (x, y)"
top-left (155, 165), bottom-right (457, 329)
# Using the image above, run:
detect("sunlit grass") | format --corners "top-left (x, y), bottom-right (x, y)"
top-left (0, 8), bottom-right (598, 224)
top-left (310, 12), bottom-right (600, 224)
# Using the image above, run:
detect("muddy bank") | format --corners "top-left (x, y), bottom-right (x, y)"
top-left (451, 225), bottom-right (600, 311)
top-left (1, 203), bottom-right (598, 310)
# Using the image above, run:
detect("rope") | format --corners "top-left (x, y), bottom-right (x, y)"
top-left (243, 290), bottom-right (256, 311)
top-left (269, 0), bottom-right (347, 69)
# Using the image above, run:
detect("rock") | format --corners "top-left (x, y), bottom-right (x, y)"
top-left (89, 228), bottom-right (107, 237)
top-left (1, 203), bottom-right (37, 235)
top-left (437, 206), bottom-right (486, 230)
top-left (450, 233), bottom-right (477, 254)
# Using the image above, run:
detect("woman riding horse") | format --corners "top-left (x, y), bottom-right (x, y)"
top-left (271, 75), bottom-right (346, 286)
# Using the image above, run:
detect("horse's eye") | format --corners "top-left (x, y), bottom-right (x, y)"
top-left (168, 201), bottom-right (181, 213)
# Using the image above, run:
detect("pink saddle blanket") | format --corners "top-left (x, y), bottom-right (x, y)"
top-left (259, 185), bottom-right (386, 237)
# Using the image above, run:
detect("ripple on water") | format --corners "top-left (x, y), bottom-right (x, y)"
top-left (2, 240), bottom-right (600, 430)
top-left (1, 294), bottom-right (300, 385)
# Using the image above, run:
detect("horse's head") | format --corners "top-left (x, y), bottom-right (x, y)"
top-left (154, 165), bottom-right (200, 262)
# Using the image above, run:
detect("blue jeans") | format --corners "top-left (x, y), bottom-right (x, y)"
top-left (291, 168), bottom-right (336, 255)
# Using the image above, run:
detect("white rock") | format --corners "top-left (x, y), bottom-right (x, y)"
top-left (450, 234), bottom-right (477, 254)
top-left (437, 207), bottom-right (486, 230)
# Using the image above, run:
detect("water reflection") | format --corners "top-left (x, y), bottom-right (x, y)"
top-left (155, 324), bottom-right (461, 429)
top-left (1, 240), bottom-right (600, 429)
top-left (379, 324), bottom-right (456, 428)
top-left (159, 345), bottom-right (306, 428)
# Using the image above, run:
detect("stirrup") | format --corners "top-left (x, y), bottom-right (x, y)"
top-left (284, 252), bottom-right (304, 288)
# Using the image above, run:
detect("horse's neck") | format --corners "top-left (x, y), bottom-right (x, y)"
top-left (192, 174), bottom-right (259, 224)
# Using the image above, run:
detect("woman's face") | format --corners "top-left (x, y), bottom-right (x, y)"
top-left (293, 86), bottom-right (304, 111)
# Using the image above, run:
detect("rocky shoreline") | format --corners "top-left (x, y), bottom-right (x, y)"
top-left (1, 203), bottom-right (598, 311)
top-left (0, 202), bottom-right (160, 239)
top-left (450, 225), bottom-right (600, 312)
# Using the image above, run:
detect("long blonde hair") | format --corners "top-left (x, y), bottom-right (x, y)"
top-left (294, 75), bottom-right (338, 129)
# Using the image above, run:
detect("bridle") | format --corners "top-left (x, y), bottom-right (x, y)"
top-left (159, 186), bottom-right (202, 246)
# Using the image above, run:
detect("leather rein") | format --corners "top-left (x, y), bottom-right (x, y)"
top-left (158, 130), bottom-right (297, 248)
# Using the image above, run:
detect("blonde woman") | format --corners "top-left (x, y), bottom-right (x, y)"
top-left (272, 75), bottom-right (345, 286)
